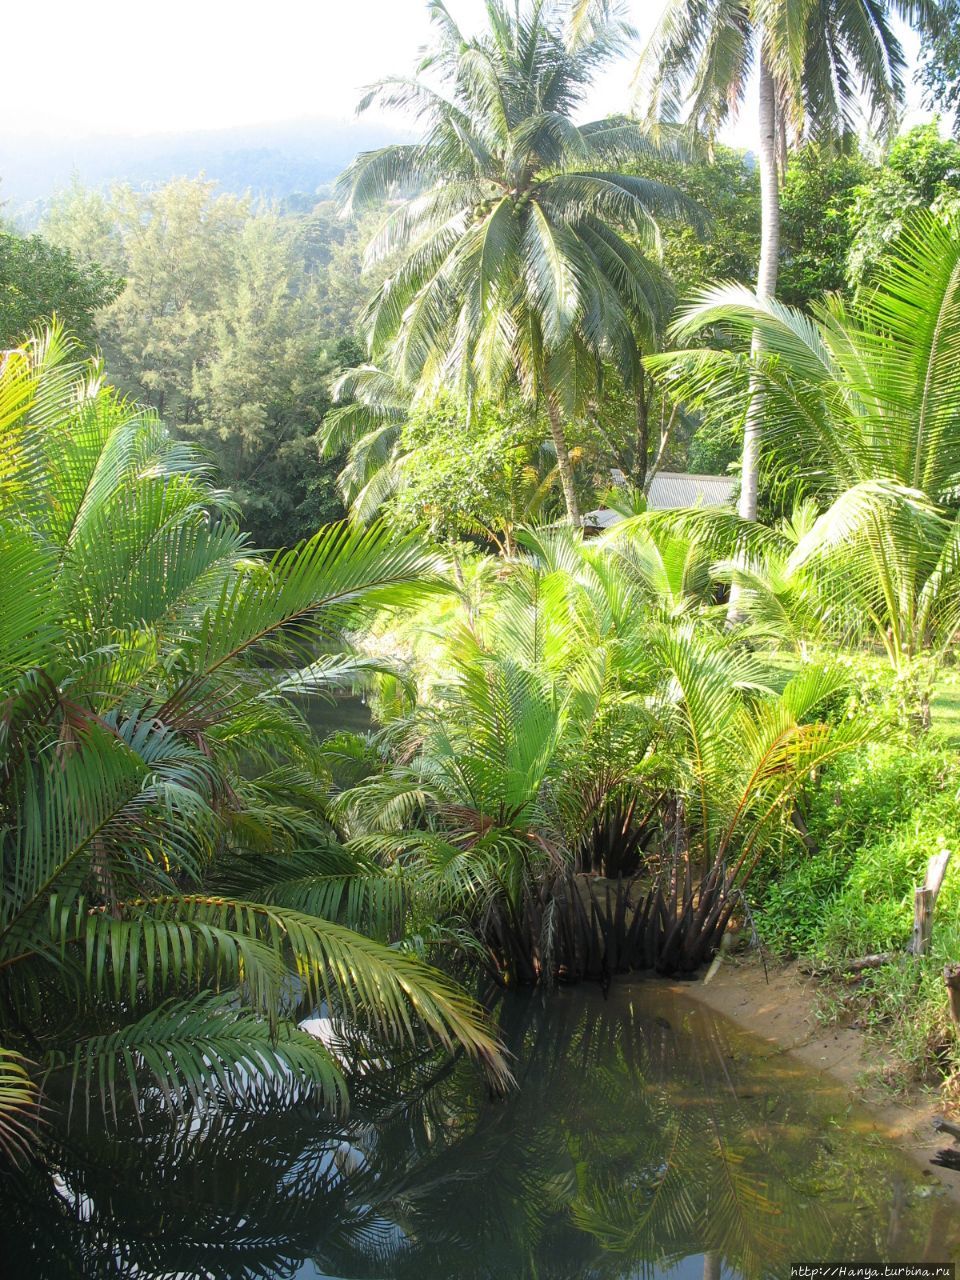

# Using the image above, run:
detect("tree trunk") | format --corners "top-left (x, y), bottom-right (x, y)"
top-left (644, 403), bottom-right (679, 499)
top-left (635, 375), bottom-right (650, 491)
top-left (740, 47), bottom-right (780, 524)
top-left (728, 47), bottom-right (779, 622)
top-left (545, 395), bottom-right (581, 525)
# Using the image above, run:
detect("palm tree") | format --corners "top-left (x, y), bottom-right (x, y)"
top-left (335, 0), bottom-right (694, 524)
top-left (0, 329), bottom-right (507, 1162)
top-left (333, 525), bottom-right (876, 977)
top-left (649, 211), bottom-right (960, 678)
top-left (576, 0), bottom-right (937, 524)
top-left (318, 363), bottom-right (411, 523)
top-left (318, 366), bottom-right (560, 552)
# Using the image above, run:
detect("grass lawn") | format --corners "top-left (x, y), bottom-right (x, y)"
top-left (755, 647), bottom-right (960, 748)
top-left (931, 671), bottom-right (960, 746)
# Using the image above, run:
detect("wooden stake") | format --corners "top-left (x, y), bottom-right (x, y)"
top-left (911, 887), bottom-right (934, 957)
top-left (925, 849), bottom-right (952, 902)
top-left (910, 849), bottom-right (952, 957)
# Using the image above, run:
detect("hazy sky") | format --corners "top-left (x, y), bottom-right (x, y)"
top-left (4, 0), bottom-right (926, 145)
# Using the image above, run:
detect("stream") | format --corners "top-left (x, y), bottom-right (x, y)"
top-left (11, 982), bottom-right (960, 1278)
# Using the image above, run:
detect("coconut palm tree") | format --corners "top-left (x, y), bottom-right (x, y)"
top-left (575, 0), bottom-right (938, 525)
top-left (648, 211), bottom-right (960, 677)
top-left (318, 363), bottom-right (411, 523)
top-left (0, 329), bottom-right (508, 1163)
top-left (335, 0), bottom-right (695, 524)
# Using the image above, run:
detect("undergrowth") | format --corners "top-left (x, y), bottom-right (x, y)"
top-left (754, 737), bottom-right (960, 1095)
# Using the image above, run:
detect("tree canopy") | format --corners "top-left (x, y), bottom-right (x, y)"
top-left (0, 230), bottom-right (121, 348)
top-left (336, 0), bottom-right (694, 521)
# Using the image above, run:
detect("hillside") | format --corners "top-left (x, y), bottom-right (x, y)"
top-left (0, 117), bottom-right (410, 222)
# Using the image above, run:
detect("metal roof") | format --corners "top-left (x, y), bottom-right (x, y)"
top-left (581, 507), bottom-right (624, 529)
top-left (646, 471), bottom-right (736, 509)
top-left (583, 471), bottom-right (736, 530)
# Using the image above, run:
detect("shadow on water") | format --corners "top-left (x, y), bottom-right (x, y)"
top-left (9, 983), bottom-right (960, 1279)
top-left (298, 693), bottom-right (373, 740)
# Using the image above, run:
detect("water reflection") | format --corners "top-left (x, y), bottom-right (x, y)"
top-left (9, 984), bottom-right (960, 1278)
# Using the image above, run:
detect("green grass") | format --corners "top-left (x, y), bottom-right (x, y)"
top-left (757, 647), bottom-right (960, 750)
top-left (931, 671), bottom-right (960, 747)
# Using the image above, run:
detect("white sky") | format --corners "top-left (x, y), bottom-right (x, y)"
top-left (2, 0), bottom-right (929, 146)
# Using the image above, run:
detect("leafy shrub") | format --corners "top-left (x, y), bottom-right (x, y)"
top-left (756, 738), bottom-right (960, 961)
top-left (755, 736), bottom-right (960, 1089)
top-left (757, 848), bottom-right (851, 956)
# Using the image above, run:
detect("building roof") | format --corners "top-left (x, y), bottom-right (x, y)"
top-left (583, 471), bottom-right (736, 531)
top-left (581, 507), bottom-right (624, 530)
top-left (646, 471), bottom-right (736, 509)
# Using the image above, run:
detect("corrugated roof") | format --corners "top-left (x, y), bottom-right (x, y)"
top-left (646, 471), bottom-right (735, 509)
top-left (583, 471), bottom-right (736, 530)
top-left (581, 508), bottom-right (624, 529)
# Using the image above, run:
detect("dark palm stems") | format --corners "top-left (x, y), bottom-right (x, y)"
top-left (335, 0), bottom-right (695, 524)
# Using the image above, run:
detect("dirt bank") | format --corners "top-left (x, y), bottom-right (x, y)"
top-left (666, 955), bottom-right (960, 1206)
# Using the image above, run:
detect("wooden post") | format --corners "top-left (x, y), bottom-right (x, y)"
top-left (910, 849), bottom-right (952, 957)
top-left (925, 849), bottom-right (952, 902)
top-left (911, 887), bottom-right (934, 957)
top-left (945, 964), bottom-right (960, 1027)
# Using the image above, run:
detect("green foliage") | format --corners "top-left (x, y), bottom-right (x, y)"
top-left (0, 230), bottom-right (121, 348)
top-left (0, 327), bottom-right (508, 1167)
top-left (386, 394), bottom-right (560, 544)
top-left (778, 142), bottom-right (870, 305)
top-left (757, 739), bottom-right (960, 958)
top-left (634, 145), bottom-right (760, 302)
top-left (847, 125), bottom-right (960, 286)
top-left (337, 0), bottom-right (695, 520)
top-left (182, 211), bottom-right (345, 547)
top-left (335, 523), bottom-right (876, 984)
top-left (319, 363), bottom-right (411, 523)
top-left (653, 211), bottom-right (960, 673)
top-left (756, 736), bottom-right (960, 1084)
top-left (920, 0), bottom-right (960, 135)
top-left (0, 1048), bottom-right (38, 1166)
top-left (42, 179), bottom-right (379, 547)
top-left (630, 140), bottom-right (867, 475)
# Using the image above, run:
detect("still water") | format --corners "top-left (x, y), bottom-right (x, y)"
top-left (11, 983), bottom-right (960, 1279)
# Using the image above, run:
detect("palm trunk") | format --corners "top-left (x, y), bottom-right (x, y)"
top-left (729, 47), bottom-right (779, 621)
top-left (741, 48), bottom-right (780, 523)
top-left (545, 395), bottom-right (581, 524)
top-left (635, 376), bottom-right (650, 491)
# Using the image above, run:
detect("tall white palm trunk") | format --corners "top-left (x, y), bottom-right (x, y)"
top-left (741, 49), bottom-right (780, 522)
top-left (728, 47), bottom-right (779, 621)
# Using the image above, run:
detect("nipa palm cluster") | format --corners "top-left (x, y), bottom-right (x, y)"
top-left (0, 331), bottom-right (507, 1163)
top-left (331, 525), bottom-right (878, 985)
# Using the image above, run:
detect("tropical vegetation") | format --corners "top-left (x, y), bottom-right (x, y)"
top-left (0, 330), bottom-right (505, 1167)
top-left (7, 0), bottom-right (960, 1268)
top-left (620, 0), bottom-right (937, 523)
top-left (335, 0), bottom-right (694, 523)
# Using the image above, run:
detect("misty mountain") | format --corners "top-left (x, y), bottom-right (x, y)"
top-left (0, 117), bottom-right (410, 222)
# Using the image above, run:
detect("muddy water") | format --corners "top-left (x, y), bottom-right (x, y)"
top-left (11, 982), bottom-right (960, 1278)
